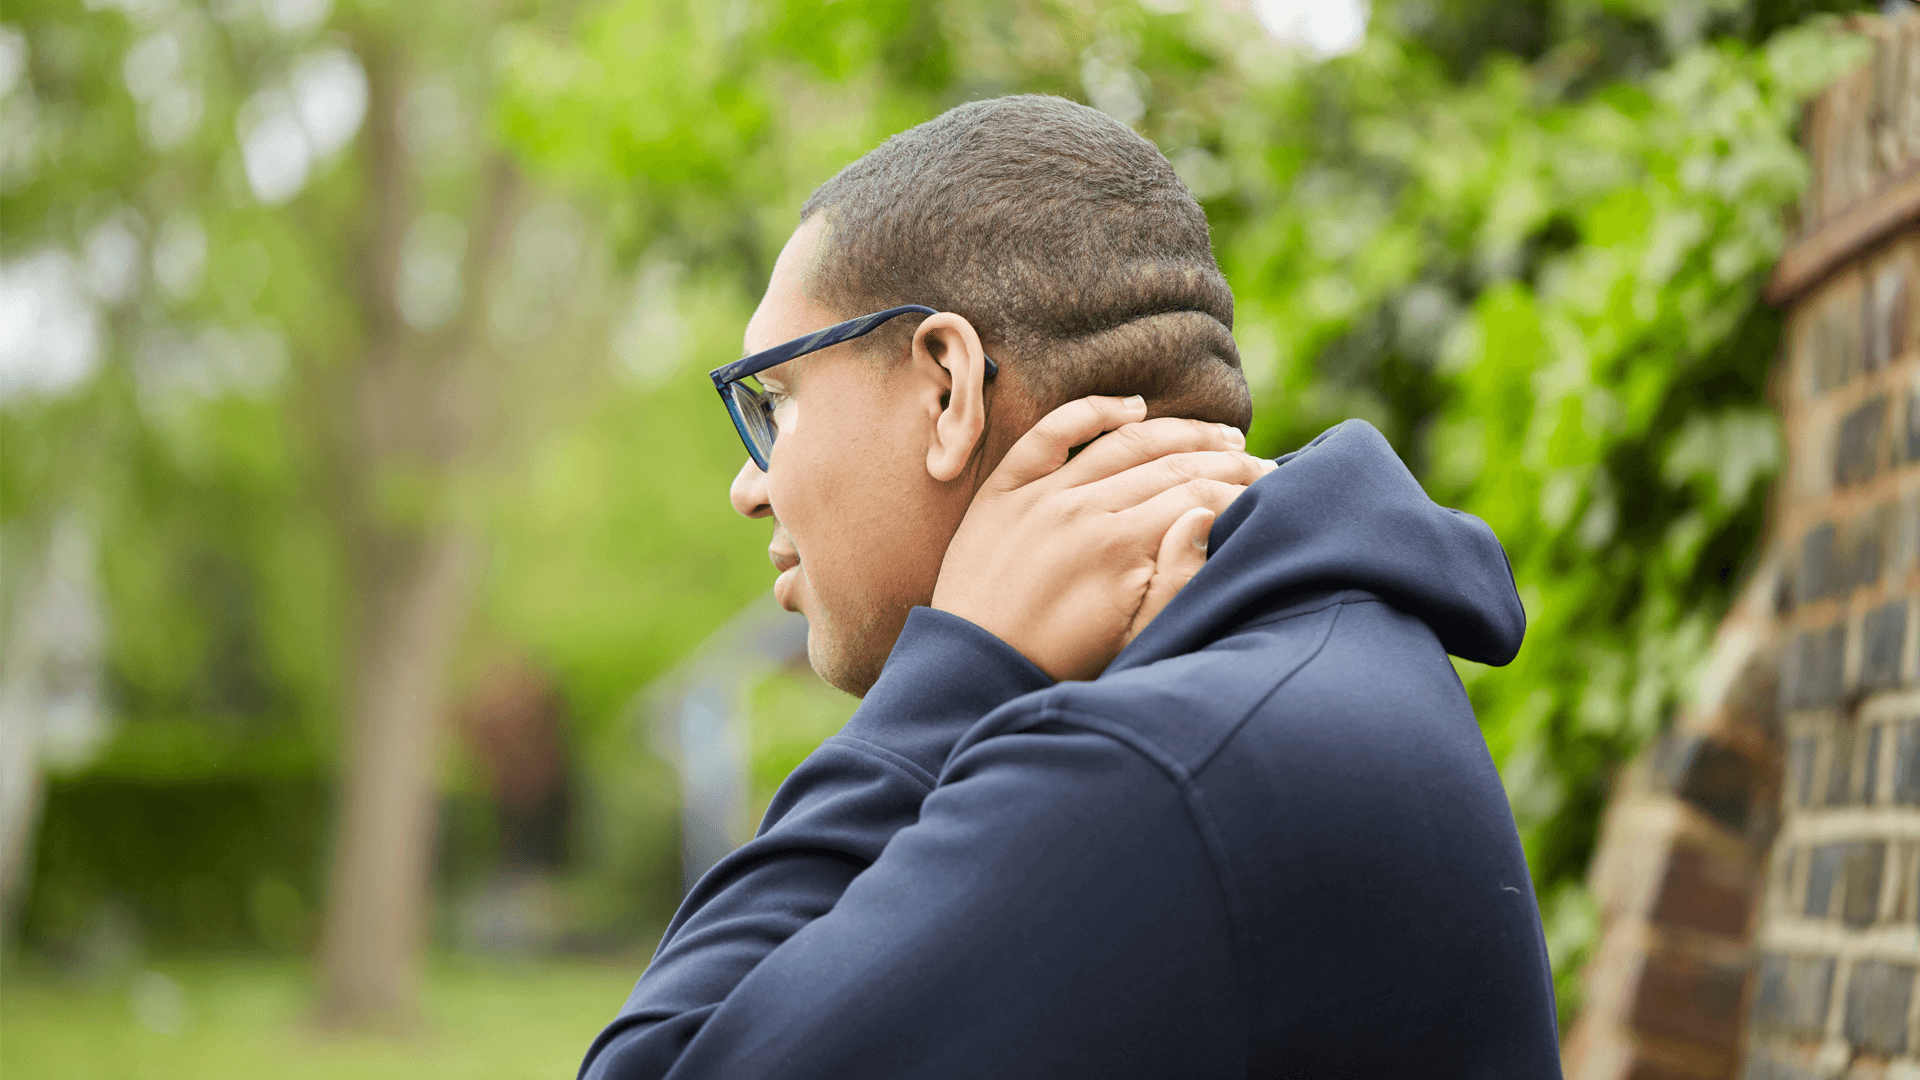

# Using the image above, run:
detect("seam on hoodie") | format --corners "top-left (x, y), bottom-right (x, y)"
top-left (1187, 598), bottom-right (1348, 778)
top-left (1228, 587), bottom-right (1361, 634)
top-left (1032, 706), bottom-right (1254, 1079)
top-left (820, 733), bottom-right (940, 791)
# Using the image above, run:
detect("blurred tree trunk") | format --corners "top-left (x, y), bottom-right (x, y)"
top-left (316, 531), bottom-right (476, 1026)
top-left (0, 516), bottom-right (107, 940)
top-left (314, 31), bottom-right (520, 1029)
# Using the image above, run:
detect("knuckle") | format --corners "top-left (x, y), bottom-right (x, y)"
top-left (1047, 494), bottom-right (1086, 529)
top-left (1197, 450), bottom-right (1250, 480)
top-left (1029, 416), bottom-right (1069, 446)
top-left (1187, 477), bottom-right (1238, 504)
top-left (1142, 417), bottom-right (1197, 448)
top-left (1161, 453), bottom-right (1202, 482)
top-left (1110, 423), bottom-right (1154, 453)
top-left (1174, 418), bottom-right (1218, 445)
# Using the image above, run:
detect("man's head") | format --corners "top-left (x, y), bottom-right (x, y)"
top-left (730, 95), bottom-right (1251, 696)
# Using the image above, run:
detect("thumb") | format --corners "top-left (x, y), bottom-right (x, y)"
top-left (1126, 506), bottom-right (1215, 646)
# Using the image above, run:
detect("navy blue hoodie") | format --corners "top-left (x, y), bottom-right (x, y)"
top-left (581, 419), bottom-right (1564, 1079)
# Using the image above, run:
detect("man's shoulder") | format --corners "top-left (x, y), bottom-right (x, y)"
top-left (1036, 589), bottom-right (1476, 779)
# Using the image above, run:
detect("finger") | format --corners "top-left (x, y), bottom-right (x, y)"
top-left (1056, 416), bottom-right (1249, 486)
top-left (1078, 450), bottom-right (1273, 512)
top-left (1118, 477), bottom-right (1249, 537)
top-left (1128, 506), bottom-right (1216, 644)
top-left (989, 395), bottom-right (1150, 490)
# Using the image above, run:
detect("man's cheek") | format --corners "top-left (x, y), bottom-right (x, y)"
top-left (804, 559), bottom-right (869, 633)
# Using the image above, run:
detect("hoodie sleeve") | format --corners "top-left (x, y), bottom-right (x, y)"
top-left (581, 718), bottom-right (1243, 1080)
top-left (579, 606), bottom-right (1052, 1079)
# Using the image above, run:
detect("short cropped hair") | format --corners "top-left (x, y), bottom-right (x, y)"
top-left (799, 95), bottom-right (1252, 434)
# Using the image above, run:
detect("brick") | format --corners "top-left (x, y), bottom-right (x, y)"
top-left (1671, 739), bottom-right (1755, 831)
top-left (1842, 958), bottom-right (1915, 1055)
top-left (1851, 515), bottom-right (1886, 588)
top-left (1826, 727), bottom-right (1858, 806)
top-left (1903, 391), bottom-right (1918, 467)
top-left (1652, 732), bottom-right (1694, 790)
top-left (1860, 600), bottom-right (1907, 691)
top-left (1631, 952), bottom-right (1748, 1047)
top-left (1800, 523), bottom-right (1841, 603)
top-left (1896, 493), bottom-right (1920, 576)
top-left (1791, 735), bottom-right (1817, 807)
top-left (1898, 720), bottom-right (1920, 804)
top-left (1650, 844), bottom-right (1757, 937)
top-left (1862, 723), bottom-right (1884, 804)
top-left (1871, 261), bottom-right (1910, 372)
top-left (1807, 843), bottom-right (1845, 917)
top-left (1868, 34), bottom-right (1914, 172)
top-left (1898, 262), bottom-right (1919, 363)
top-left (1835, 395), bottom-right (1887, 488)
top-left (1784, 626), bottom-right (1847, 711)
top-left (1813, 289), bottom-right (1863, 393)
top-left (1808, 308), bottom-right (1833, 393)
top-left (1623, 1062), bottom-right (1714, 1080)
top-left (1741, 1052), bottom-right (1825, 1080)
top-left (1752, 952), bottom-right (1835, 1040)
top-left (1724, 653), bottom-right (1781, 739)
top-left (1841, 840), bottom-right (1886, 927)
top-left (1816, 624), bottom-right (1847, 706)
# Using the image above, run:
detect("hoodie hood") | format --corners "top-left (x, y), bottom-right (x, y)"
top-left (1112, 419), bottom-right (1525, 672)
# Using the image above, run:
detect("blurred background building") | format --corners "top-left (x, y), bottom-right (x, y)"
top-left (0, 0), bottom-right (1912, 1075)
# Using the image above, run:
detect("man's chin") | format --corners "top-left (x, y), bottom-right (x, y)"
top-left (805, 631), bottom-right (885, 698)
top-left (802, 607), bottom-right (910, 699)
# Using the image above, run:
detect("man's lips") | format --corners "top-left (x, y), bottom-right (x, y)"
top-left (770, 544), bottom-right (801, 612)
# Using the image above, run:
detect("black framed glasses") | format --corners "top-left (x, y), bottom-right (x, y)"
top-left (710, 304), bottom-right (998, 471)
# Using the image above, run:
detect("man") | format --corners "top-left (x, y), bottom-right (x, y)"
top-left (583, 96), bottom-right (1562, 1078)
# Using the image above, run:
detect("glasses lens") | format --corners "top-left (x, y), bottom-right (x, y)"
top-left (727, 381), bottom-right (777, 466)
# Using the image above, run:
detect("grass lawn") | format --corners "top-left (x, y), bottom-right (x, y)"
top-left (1, 956), bottom-right (645, 1080)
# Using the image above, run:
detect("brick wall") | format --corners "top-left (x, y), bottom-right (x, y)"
top-left (1561, 551), bottom-right (1787, 1080)
top-left (1743, 236), bottom-right (1920, 1078)
top-left (1565, 14), bottom-right (1920, 1080)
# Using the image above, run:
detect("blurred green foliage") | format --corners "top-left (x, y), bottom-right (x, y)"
top-left (27, 779), bottom-right (329, 955)
top-left (0, 0), bottom-right (1881, 1030)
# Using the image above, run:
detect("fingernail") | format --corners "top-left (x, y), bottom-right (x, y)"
top-left (1219, 424), bottom-right (1245, 446)
top-left (1123, 395), bottom-right (1145, 409)
top-left (1193, 511), bottom-right (1215, 549)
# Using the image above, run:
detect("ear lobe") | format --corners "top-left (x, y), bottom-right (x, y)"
top-left (915, 313), bottom-right (989, 484)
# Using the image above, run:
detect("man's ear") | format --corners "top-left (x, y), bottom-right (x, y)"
top-left (913, 312), bottom-right (990, 483)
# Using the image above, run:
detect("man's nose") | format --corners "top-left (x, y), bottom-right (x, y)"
top-left (730, 458), bottom-right (772, 519)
